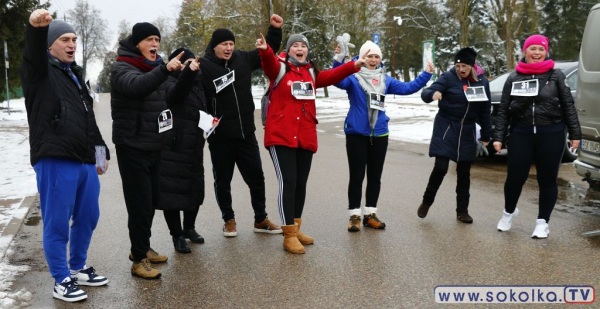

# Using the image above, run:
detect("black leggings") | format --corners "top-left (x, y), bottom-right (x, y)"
top-left (268, 145), bottom-right (313, 226)
top-left (504, 131), bottom-right (565, 222)
top-left (163, 206), bottom-right (200, 237)
top-left (422, 156), bottom-right (472, 213)
top-left (346, 134), bottom-right (388, 209)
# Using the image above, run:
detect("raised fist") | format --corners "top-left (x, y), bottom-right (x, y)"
top-left (270, 14), bottom-right (283, 28)
top-left (29, 9), bottom-right (53, 28)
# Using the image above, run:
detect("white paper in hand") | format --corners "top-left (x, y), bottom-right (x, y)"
top-left (95, 145), bottom-right (106, 173)
top-left (198, 111), bottom-right (214, 131)
top-left (199, 111), bottom-right (222, 139)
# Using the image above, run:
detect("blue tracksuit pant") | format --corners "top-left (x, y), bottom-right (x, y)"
top-left (33, 158), bottom-right (100, 283)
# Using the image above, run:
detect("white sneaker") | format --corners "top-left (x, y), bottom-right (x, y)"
top-left (53, 277), bottom-right (87, 302)
top-left (532, 219), bottom-right (549, 239)
top-left (71, 266), bottom-right (109, 286)
top-left (497, 208), bottom-right (519, 232)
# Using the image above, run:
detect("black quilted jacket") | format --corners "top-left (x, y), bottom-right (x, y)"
top-left (20, 24), bottom-right (109, 165)
top-left (493, 68), bottom-right (581, 143)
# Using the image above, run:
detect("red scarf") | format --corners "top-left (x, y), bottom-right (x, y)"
top-left (516, 59), bottom-right (555, 75)
top-left (116, 56), bottom-right (158, 72)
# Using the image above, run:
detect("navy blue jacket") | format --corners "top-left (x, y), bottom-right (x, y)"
top-left (421, 68), bottom-right (492, 162)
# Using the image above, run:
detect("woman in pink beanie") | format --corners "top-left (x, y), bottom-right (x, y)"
top-left (492, 34), bottom-right (581, 238)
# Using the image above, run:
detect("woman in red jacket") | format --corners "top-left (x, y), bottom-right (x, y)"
top-left (257, 33), bottom-right (367, 254)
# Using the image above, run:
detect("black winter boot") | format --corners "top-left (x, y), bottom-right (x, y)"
top-left (173, 236), bottom-right (191, 253)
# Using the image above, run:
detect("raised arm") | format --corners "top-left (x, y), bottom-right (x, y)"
top-left (111, 62), bottom-right (169, 98)
top-left (245, 15), bottom-right (283, 71)
top-left (166, 57), bottom-right (201, 106)
top-left (387, 71), bottom-right (433, 95)
top-left (21, 9), bottom-right (53, 83)
top-left (257, 42), bottom-right (282, 82)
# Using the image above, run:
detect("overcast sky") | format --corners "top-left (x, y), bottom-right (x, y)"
top-left (44, 0), bottom-right (182, 81)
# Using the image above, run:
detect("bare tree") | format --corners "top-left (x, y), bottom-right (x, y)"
top-left (68, 0), bottom-right (110, 79)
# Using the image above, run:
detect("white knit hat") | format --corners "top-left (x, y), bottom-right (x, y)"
top-left (359, 40), bottom-right (382, 58)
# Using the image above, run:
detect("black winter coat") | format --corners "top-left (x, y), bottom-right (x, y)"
top-left (20, 24), bottom-right (109, 166)
top-left (157, 65), bottom-right (207, 211)
top-left (110, 37), bottom-right (171, 152)
top-left (493, 68), bottom-right (581, 143)
top-left (199, 26), bottom-right (281, 143)
top-left (422, 68), bottom-right (492, 163)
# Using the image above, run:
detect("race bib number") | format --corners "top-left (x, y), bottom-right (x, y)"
top-left (158, 109), bottom-right (173, 133)
top-left (369, 92), bottom-right (386, 111)
top-left (291, 81), bottom-right (316, 100)
top-left (213, 71), bottom-right (235, 93)
top-left (464, 86), bottom-right (488, 102)
top-left (511, 79), bottom-right (539, 97)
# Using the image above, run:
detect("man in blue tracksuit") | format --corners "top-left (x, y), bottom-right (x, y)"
top-left (20, 9), bottom-right (109, 303)
top-left (333, 40), bottom-right (433, 231)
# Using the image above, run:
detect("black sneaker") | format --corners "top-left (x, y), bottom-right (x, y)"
top-left (71, 266), bottom-right (109, 286)
top-left (184, 229), bottom-right (205, 243)
top-left (53, 278), bottom-right (87, 302)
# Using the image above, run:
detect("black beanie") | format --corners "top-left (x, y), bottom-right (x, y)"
top-left (209, 28), bottom-right (235, 49)
top-left (454, 47), bottom-right (477, 66)
top-left (169, 48), bottom-right (195, 62)
top-left (130, 22), bottom-right (161, 46)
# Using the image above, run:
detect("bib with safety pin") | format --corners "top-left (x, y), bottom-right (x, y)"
top-left (213, 71), bottom-right (235, 93)
top-left (511, 79), bottom-right (539, 97)
top-left (369, 92), bottom-right (386, 111)
top-left (158, 109), bottom-right (173, 133)
top-left (291, 81), bottom-right (316, 100)
top-left (464, 86), bottom-right (488, 102)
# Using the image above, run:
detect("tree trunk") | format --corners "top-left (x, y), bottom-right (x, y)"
top-left (459, 0), bottom-right (470, 47)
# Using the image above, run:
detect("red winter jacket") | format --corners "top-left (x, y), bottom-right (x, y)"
top-left (259, 46), bottom-right (359, 152)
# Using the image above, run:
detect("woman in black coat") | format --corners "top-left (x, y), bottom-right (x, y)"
top-left (159, 48), bottom-right (207, 253)
top-left (493, 35), bottom-right (581, 238)
top-left (417, 47), bottom-right (492, 223)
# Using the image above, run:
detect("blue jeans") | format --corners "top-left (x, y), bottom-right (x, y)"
top-left (33, 158), bottom-right (100, 283)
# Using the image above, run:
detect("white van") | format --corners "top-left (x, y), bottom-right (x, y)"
top-left (574, 3), bottom-right (600, 183)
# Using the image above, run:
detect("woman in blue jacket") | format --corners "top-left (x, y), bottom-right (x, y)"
top-left (417, 47), bottom-right (492, 223)
top-left (334, 40), bottom-right (433, 231)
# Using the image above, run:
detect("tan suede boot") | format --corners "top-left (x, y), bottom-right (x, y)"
top-left (281, 224), bottom-right (305, 254)
top-left (294, 218), bottom-right (314, 245)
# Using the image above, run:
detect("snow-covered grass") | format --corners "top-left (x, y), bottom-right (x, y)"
top-left (0, 99), bottom-right (36, 307)
top-left (252, 86), bottom-right (437, 144)
top-left (0, 98), bottom-right (36, 228)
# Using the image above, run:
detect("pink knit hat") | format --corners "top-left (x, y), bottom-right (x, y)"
top-left (523, 34), bottom-right (549, 53)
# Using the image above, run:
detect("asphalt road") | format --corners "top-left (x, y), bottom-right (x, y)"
top-left (7, 93), bottom-right (600, 308)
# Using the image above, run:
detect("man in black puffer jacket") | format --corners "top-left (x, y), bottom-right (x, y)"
top-left (111, 22), bottom-right (186, 279)
top-left (200, 14), bottom-right (284, 237)
top-left (20, 9), bottom-right (109, 302)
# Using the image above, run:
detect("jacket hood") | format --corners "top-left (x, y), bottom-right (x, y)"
top-left (118, 36), bottom-right (143, 58)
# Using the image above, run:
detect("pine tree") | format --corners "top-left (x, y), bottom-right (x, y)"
top-left (0, 0), bottom-right (50, 101)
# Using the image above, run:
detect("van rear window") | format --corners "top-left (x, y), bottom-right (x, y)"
top-left (582, 9), bottom-right (600, 71)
